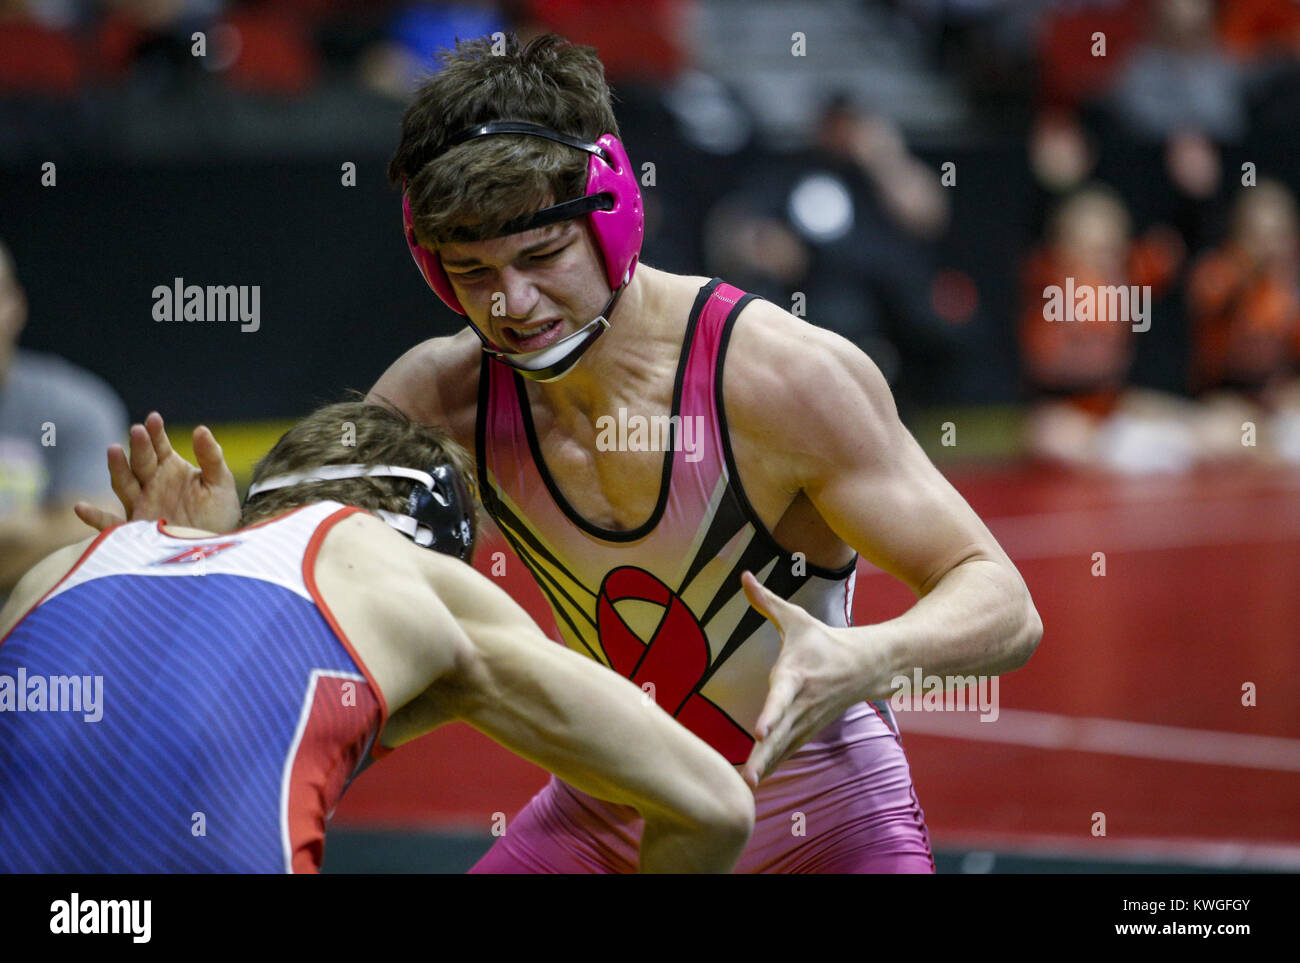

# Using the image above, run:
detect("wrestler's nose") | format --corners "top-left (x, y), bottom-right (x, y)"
top-left (498, 266), bottom-right (541, 320)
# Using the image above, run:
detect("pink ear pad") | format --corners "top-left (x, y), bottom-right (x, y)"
top-left (401, 133), bottom-right (645, 316)
top-left (403, 190), bottom-right (466, 315)
top-left (588, 134), bottom-right (644, 289)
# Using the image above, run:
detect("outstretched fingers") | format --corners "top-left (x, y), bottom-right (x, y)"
top-left (127, 423), bottom-right (158, 485)
top-left (193, 425), bottom-right (233, 488)
top-left (106, 443), bottom-right (140, 517)
top-left (74, 501), bottom-right (123, 532)
top-left (145, 411), bottom-right (174, 463)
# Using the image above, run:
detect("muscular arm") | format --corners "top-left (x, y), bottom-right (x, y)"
top-left (804, 337), bottom-right (1040, 682)
top-left (727, 303), bottom-right (1041, 773)
top-left (385, 549), bottom-right (753, 873)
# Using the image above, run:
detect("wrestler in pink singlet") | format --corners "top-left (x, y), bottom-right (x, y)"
top-left (470, 278), bottom-right (934, 873)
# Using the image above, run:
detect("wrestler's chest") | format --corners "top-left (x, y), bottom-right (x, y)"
top-left (530, 408), bottom-right (792, 537)
top-left (533, 425), bottom-right (670, 532)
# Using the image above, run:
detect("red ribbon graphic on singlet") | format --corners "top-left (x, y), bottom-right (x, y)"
top-left (596, 566), bottom-right (754, 764)
top-left (155, 541), bottom-right (240, 565)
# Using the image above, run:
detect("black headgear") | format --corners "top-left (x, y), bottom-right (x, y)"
top-left (245, 462), bottom-right (475, 561)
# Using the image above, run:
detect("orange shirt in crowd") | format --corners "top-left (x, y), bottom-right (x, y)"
top-left (1188, 243), bottom-right (1300, 394)
top-left (1020, 233), bottom-right (1180, 415)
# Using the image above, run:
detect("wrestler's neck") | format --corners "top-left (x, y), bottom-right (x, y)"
top-left (529, 264), bottom-right (684, 413)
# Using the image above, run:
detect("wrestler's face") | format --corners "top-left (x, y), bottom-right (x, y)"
top-left (438, 219), bottom-right (612, 354)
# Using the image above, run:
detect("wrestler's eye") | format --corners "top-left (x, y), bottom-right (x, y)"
top-left (529, 244), bottom-right (569, 263)
top-left (450, 267), bottom-right (489, 281)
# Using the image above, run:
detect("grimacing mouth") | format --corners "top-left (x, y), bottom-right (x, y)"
top-left (501, 318), bottom-right (563, 348)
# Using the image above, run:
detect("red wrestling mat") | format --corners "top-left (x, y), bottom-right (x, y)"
top-left (332, 461), bottom-right (1300, 866)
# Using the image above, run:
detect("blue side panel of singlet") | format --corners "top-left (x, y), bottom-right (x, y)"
top-left (0, 572), bottom-right (358, 873)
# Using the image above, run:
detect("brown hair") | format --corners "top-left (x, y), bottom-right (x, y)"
top-left (241, 396), bottom-right (478, 557)
top-left (388, 32), bottom-right (619, 248)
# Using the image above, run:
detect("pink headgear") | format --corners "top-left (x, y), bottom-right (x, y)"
top-left (401, 120), bottom-right (644, 381)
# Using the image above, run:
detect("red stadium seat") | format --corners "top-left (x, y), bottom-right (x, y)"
top-left (222, 10), bottom-right (319, 96)
top-left (0, 21), bottom-right (83, 95)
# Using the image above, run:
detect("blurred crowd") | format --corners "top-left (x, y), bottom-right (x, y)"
top-left (1020, 0), bottom-right (1300, 472)
top-left (0, 0), bottom-right (693, 98)
top-left (3, 0), bottom-right (1300, 475)
top-left (0, 0), bottom-right (509, 97)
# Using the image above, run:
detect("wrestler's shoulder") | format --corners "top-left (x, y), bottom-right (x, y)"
top-left (370, 328), bottom-right (481, 433)
top-left (724, 292), bottom-right (888, 425)
top-left (312, 511), bottom-right (460, 623)
top-left (385, 327), bottom-right (481, 385)
top-left (314, 510), bottom-right (426, 583)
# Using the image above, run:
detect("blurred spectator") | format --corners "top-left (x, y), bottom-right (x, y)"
top-left (1029, 2), bottom-right (1238, 255)
top-left (357, 2), bottom-right (506, 100)
top-left (96, 0), bottom-right (224, 90)
top-left (1035, 0), bottom-right (1145, 114)
top-left (1020, 183), bottom-right (1194, 473)
top-left (95, 0), bottom-right (322, 96)
top-left (1030, 108), bottom-right (1098, 195)
top-left (703, 94), bottom-right (958, 401)
top-left (1187, 179), bottom-right (1300, 463)
top-left (817, 94), bottom-right (949, 242)
top-left (1022, 185), bottom-right (1138, 405)
top-left (0, 238), bottom-right (127, 600)
top-left (1107, 0), bottom-right (1248, 144)
top-left (1099, 0), bottom-right (1247, 223)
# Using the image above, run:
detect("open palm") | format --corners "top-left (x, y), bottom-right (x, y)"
top-left (75, 412), bottom-right (242, 534)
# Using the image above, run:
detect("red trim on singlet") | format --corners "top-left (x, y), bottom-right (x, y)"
top-left (153, 502), bottom-right (320, 540)
top-left (285, 673), bottom-right (381, 873)
top-left (300, 504), bottom-right (393, 760)
top-left (0, 522), bottom-right (120, 648)
top-left (864, 697), bottom-right (901, 741)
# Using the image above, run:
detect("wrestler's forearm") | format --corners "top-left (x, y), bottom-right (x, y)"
top-left (639, 812), bottom-right (748, 875)
top-left (855, 556), bottom-right (1042, 699)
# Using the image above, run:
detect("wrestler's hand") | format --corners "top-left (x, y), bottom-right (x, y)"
top-left (739, 570), bottom-right (883, 789)
top-left (74, 412), bottom-right (241, 534)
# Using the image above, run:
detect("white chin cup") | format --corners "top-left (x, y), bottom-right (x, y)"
top-left (486, 315), bottom-right (609, 382)
top-left (478, 286), bottom-right (624, 382)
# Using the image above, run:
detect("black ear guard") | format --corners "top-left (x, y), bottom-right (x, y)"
top-left (400, 462), bottom-right (475, 561)
top-left (244, 462), bottom-right (476, 562)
